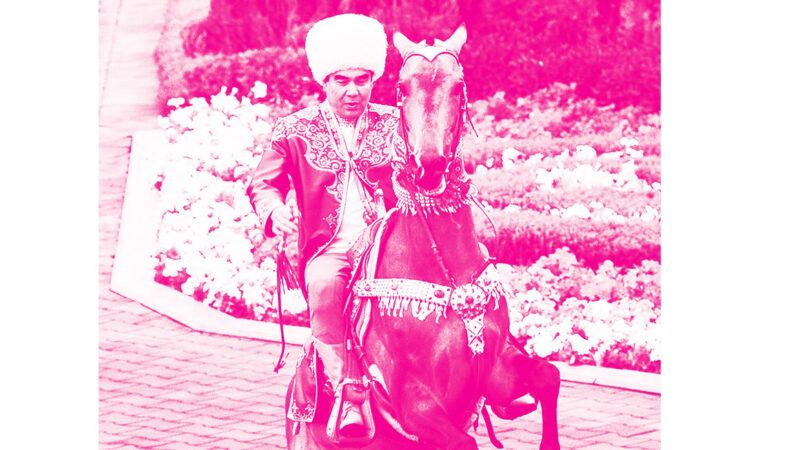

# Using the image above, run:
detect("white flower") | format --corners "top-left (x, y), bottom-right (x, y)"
top-left (574, 145), bottom-right (597, 160)
top-left (598, 208), bottom-right (627, 223)
top-left (521, 313), bottom-right (548, 330)
top-left (167, 97), bottom-right (186, 108)
top-left (563, 203), bottom-right (591, 219)
top-left (189, 97), bottom-right (209, 108)
top-left (523, 287), bottom-right (544, 304)
top-left (626, 148), bottom-right (644, 159)
top-left (534, 168), bottom-right (555, 188)
top-left (528, 327), bottom-right (561, 358)
top-left (181, 277), bottom-right (200, 296)
top-left (274, 288), bottom-right (308, 315)
top-left (569, 334), bottom-right (592, 355)
top-left (210, 87), bottom-right (240, 114)
top-left (161, 257), bottom-right (183, 277)
top-left (169, 107), bottom-right (194, 129)
top-left (599, 150), bottom-right (624, 161)
top-left (242, 284), bottom-right (268, 308)
top-left (585, 301), bottom-right (612, 322)
top-left (640, 206), bottom-right (659, 222)
top-left (251, 103), bottom-right (272, 119)
top-left (250, 81), bottom-right (268, 99)
top-left (501, 147), bottom-right (524, 167)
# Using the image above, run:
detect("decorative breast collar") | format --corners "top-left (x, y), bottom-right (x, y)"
top-left (353, 264), bottom-right (507, 355)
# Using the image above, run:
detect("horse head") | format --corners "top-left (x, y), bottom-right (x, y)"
top-left (392, 26), bottom-right (468, 196)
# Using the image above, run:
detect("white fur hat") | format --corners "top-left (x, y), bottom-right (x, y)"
top-left (305, 14), bottom-right (387, 85)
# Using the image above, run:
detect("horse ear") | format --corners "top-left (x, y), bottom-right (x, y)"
top-left (393, 31), bottom-right (415, 57)
top-left (443, 24), bottom-right (468, 54)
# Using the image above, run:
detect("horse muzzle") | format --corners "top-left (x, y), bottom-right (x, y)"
top-left (415, 168), bottom-right (447, 196)
top-left (414, 154), bottom-right (449, 195)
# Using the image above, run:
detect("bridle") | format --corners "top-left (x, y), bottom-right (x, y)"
top-left (395, 45), bottom-right (478, 185)
top-left (392, 43), bottom-right (489, 290)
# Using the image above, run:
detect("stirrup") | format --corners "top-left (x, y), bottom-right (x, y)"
top-left (326, 378), bottom-right (376, 446)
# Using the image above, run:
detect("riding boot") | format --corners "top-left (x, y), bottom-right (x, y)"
top-left (314, 341), bottom-right (367, 439)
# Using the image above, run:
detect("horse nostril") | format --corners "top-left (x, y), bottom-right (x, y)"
top-left (421, 155), bottom-right (448, 173)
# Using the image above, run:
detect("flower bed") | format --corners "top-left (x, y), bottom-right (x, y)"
top-left (149, 88), bottom-right (660, 372)
top-left (498, 248), bottom-right (660, 373)
top-left (472, 153), bottom-right (660, 216)
top-left (462, 84), bottom-right (661, 170)
top-left (150, 89), bottom-right (306, 324)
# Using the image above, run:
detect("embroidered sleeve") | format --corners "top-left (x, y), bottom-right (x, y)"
top-left (246, 117), bottom-right (293, 237)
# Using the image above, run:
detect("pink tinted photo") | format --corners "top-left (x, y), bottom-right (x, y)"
top-left (100, 1), bottom-right (660, 448)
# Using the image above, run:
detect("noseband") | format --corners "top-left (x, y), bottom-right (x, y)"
top-left (395, 46), bottom-right (477, 181)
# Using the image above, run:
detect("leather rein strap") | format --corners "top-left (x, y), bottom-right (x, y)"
top-left (273, 235), bottom-right (302, 373)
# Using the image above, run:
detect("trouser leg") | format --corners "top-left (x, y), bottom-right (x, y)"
top-left (304, 251), bottom-right (352, 385)
top-left (305, 251), bottom-right (367, 439)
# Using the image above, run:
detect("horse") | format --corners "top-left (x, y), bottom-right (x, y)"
top-left (285, 26), bottom-right (561, 450)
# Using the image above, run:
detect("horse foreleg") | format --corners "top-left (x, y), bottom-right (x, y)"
top-left (527, 355), bottom-right (561, 450)
top-left (485, 341), bottom-right (561, 450)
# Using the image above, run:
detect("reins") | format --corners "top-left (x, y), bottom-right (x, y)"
top-left (272, 235), bottom-right (303, 373)
top-left (395, 43), bottom-right (504, 449)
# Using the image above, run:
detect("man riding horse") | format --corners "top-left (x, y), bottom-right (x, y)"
top-left (251, 14), bottom-right (562, 450)
top-left (247, 13), bottom-right (397, 441)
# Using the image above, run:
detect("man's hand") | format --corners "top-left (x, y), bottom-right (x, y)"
top-left (270, 201), bottom-right (298, 235)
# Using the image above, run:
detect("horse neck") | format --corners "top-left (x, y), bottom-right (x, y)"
top-left (388, 205), bottom-right (485, 286)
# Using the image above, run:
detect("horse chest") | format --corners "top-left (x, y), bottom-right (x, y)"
top-left (354, 265), bottom-right (508, 356)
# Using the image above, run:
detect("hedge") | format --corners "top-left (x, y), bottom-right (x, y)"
top-left (156, 0), bottom-right (660, 113)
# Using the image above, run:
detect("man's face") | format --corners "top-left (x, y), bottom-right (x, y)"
top-left (323, 68), bottom-right (374, 120)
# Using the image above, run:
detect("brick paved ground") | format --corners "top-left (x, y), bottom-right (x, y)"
top-left (98, 0), bottom-right (661, 448)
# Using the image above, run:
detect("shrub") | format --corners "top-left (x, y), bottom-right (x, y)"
top-left (156, 0), bottom-right (660, 112)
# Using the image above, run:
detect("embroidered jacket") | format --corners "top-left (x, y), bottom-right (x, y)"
top-left (246, 102), bottom-right (399, 277)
